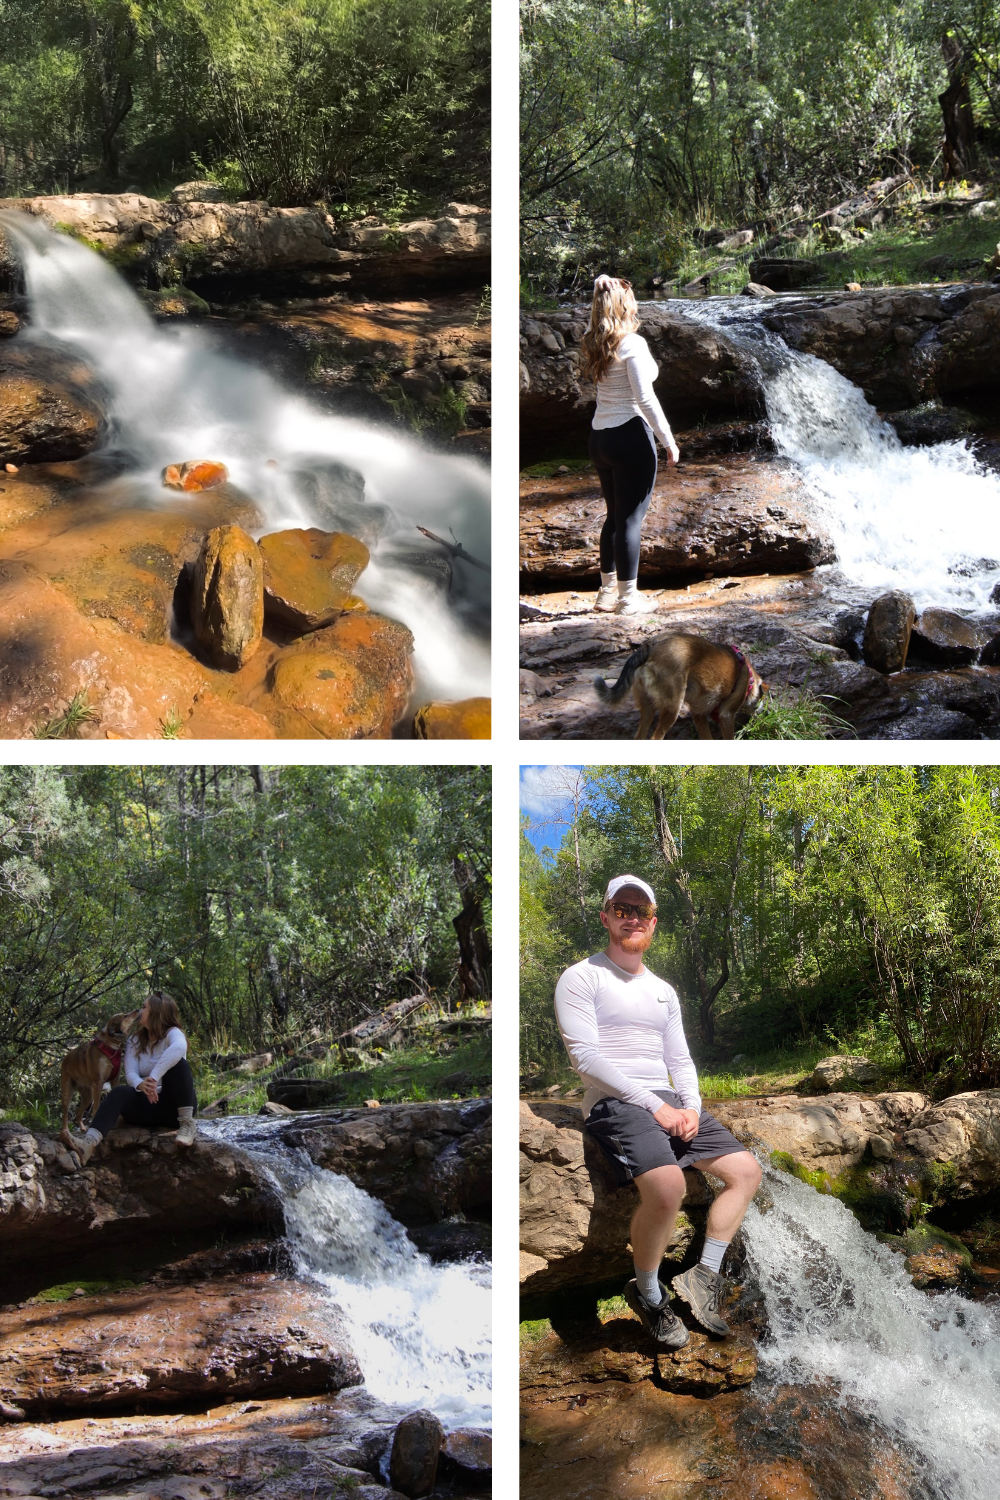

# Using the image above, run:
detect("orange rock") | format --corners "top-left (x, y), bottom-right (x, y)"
top-left (4, 464), bottom-right (17, 474)
top-left (266, 611), bottom-right (413, 737)
top-left (191, 524), bottom-right (264, 670)
top-left (414, 697), bottom-right (491, 739)
top-left (259, 527), bottom-right (370, 633)
top-left (182, 690), bottom-right (275, 739)
top-left (162, 459), bottom-right (229, 492)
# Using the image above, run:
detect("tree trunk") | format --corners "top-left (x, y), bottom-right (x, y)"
top-left (652, 783), bottom-right (728, 1045)
top-left (939, 33), bottom-right (976, 179)
top-left (452, 855), bottom-right (491, 1001)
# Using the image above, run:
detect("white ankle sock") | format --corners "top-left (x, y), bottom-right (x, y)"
top-left (634, 1265), bottom-right (664, 1305)
top-left (618, 578), bottom-right (638, 599)
top-left (600, 571), bottom-right (617, 589)
top-left (84, 1127), bottom-right (102, 1144)
top-left (700, 1237), bottom-right (729, 1275)
top-left (177, 1107), bottom-right (194, 1121)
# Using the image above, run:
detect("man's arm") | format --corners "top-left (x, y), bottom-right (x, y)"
top-left (661, 987), bottom-right (702, 1119)
top-left (554, 965), bottom-right (665, 1113)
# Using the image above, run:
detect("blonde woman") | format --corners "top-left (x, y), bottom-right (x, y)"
top-left (68, 992), bottom-right (197, 1166)
top-left (581, 276), bottom-right (680, 615)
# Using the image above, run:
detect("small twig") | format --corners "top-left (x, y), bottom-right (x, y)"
top-left (417, 526), bottom-right (490, 572)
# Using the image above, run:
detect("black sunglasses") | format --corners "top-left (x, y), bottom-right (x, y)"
top-left (609, 901), bottom-right (656, 920)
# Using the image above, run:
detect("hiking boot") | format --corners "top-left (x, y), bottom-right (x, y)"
top-left (623, 1278), bottom-right (690, 1349)
top-left (671, 1264), bottom-right (731, 1336)
top-left (175, 1116), bottom-right (197, 1147)
top-left (67, 1133), bottom-right (98, 1168)
top-left (594, 582), bottom-right (619, 612)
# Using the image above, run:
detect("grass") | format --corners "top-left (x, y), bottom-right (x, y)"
top-left (33, 691), bottom-right (98, 739)
top-left (657, 193), bottom-right (1000, 296)
top-left (32, 1278), bottom-right (139, 1302)
top-left (738, 685), bottom-right (856, 740)
top-left (159, 707), bottom-right (184, 739)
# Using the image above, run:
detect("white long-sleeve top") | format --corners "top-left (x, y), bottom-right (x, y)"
top-left (592, 332), bottom-right (678, 456)
top-left (554, 952), bottom-right (701, 1118)
top-left (123, 1027), bottom-right (187, 1087)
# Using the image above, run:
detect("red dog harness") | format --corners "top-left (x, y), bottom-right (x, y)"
top-left (94, 1039), bottom-right (122, 1082)
top-left (709, 645), bottom-right (758, 723)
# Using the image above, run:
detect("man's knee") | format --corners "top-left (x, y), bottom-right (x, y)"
top-left (727, 1151), bottom-right (763, 1194)
top-left (637, 1165), bottom-right (686, 1212)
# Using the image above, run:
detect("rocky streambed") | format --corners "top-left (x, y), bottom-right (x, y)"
top-left (0, 194), bottom-right (491, 739)
top-left (520, 1088), bottom-right (1000, 1499)
top-left (520, 291), bottom-right (1000, 740)
top-left (0, 1101), bottom-right (492, 1499)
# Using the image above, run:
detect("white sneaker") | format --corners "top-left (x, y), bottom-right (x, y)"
top-left (594, 583), bottom-right (619, 612)
top-left (615, 592), bottom-right (656, 615)
top-left (175, 1117), bottom-right (197, 1147)
top-left (67, 1133), bottom-right (98, 1167)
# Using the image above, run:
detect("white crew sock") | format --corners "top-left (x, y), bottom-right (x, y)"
top-left (618, 577), bottom-right (639, 600)
top-left (634, 1265), bottom-right (665, 1305)
top-left (700, 1236), bottom-right (729, 1275)
top-left (84, 1127), bottom-right (102, 1144)
top-left (177, 1107), bottom-right (194, 1121)
top-left (600, 570), bottom-right (617, 589)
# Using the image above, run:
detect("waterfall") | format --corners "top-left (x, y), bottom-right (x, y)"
top-left (743, 1163), bottom-right (1000, 1500)
top-left (0, 211), bottom-right (490, 703)
top-left (201, 1116), bottom-right (492, 1430)
top-left (675, 298), bottom-right (1000, 613)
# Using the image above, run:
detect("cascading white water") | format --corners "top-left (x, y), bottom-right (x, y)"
top-left (201, 1116), bottom-right (491, 1430)
top-left (677, 297), bottom-right (1000, 613)
top-left (743, 1163), bottom-right (1000, 1500)
top-left (0, 211), bottom-right (490, 702)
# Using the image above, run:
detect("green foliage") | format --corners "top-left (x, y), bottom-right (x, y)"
top-left (520, 766), bottom-right (1000, 1093)
top-left (159, 707), bottom-right (184, 739)
top-left (0, 0), bottom-right (488, 208)
top-left (521, 0), bottom-right (1000, 292)
top-left (0, 765), bottom-right (491, 1109)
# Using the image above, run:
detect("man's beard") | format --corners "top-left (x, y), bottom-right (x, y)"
top-left (619, 929), bottom-right (653, 954)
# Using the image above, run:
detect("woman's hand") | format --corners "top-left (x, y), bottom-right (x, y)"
top-left (666, 444), bottom-right (680, 466)
top-left (137, 1077), bottom-right (159, 1103)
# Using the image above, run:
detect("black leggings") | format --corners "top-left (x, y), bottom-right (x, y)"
top-left (589, 416), bottom-right (658, 581)
top-left (90, 1058), bottom-right (197, 1136)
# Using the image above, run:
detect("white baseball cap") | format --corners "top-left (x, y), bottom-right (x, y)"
top-left (604, 874), bottom-right (657, 908)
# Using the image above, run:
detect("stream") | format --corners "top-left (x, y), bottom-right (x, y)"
top-left (675, 297), bottom-right (1000, 615)
top-left (202, 1115), bottom-right (492, 1432)
top-left (0, 211), bottom-right (491, 705)
top-left (744, 1162), bottom-right (1000, 1500)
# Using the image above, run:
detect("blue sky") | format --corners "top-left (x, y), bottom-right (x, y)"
top-left (520, 765), bottom-right (585, 857)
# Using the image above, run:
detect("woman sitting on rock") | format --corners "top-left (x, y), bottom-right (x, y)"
top-left (581, 275), bottom-right (680, 616)
top-left (68, 992), bottom-right (197, 1166)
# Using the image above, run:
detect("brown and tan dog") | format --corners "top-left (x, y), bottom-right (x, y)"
top-left (594, 632), bottom-right (766, 739)
top-left (59, 1011), bottom-right (140, 1145)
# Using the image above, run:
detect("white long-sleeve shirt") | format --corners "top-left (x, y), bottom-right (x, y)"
top-left (554, 952), bottom-right (701, 1118)
top-left (124, 1027), bottom-right (187, 1087)
top-left (592, 332), bottom-right (678, 456)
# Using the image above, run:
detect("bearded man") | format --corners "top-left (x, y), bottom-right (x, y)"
top-left (554, 875), bottom-right (762, 1349)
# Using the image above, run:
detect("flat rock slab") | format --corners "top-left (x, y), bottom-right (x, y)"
top-left (0, 1275), bottom-right (361, 1414)
top-left (260, 528), bottom-right (369, 633)
top-left (519, 583), bottom-right (1000, 740)
top-left (0, 1389), bottom-right (412, 1500)
top-left (520, 461), bottom-right (834, 586)
top-left (521, 1317), bottom-right (757, 1396)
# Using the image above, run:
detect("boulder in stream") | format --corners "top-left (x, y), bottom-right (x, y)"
top-left (389, 1409), bottom-right (444, 1498)
top-left (266, 610), bottom-right (414, 738)
top-left (260, 526), bottom-right (370, 633)
top-left (810, 1055), bottom-right (880, 1091)
top-left (862, 590), bottom-right (916, 673)
top-left (521, 1317), bottom-right (757, 1396)
top-left (413, 697), bottom-right (491, 739)
top-left (162, 459), bottom-right (229, 492)
top-left (191, 523), bottom-right (265, 670)
top-left (0, 364), bottom-right (101, 466)
top-left (910, 606), bottom-right (984, 666)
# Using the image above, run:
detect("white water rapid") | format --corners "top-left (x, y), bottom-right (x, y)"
top-left (678, 297), bottom-right (1000, 613)
top-left (743, 1163), bottom-right (1000, 1500)
top-left (201, 1115), bottom-right (491, 1430)
top-left (0, 211), bottom-right (490, 703)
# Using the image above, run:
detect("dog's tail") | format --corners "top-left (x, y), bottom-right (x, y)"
top-left (594, 643), bottom-right (650, 703)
